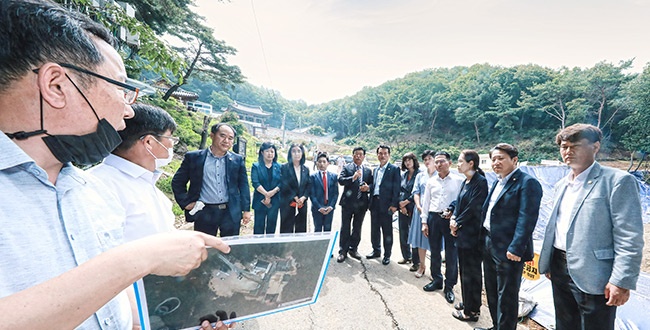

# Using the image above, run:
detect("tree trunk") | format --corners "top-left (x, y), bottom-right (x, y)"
top-left (473, 120), bottom-right (480, 144)
top-left (428, 108), bottom-right (438, 137)
top-left (597, 87), bottom-right (606, 128)
top-left (162, 41), bottom-right (204, 101)
top-left (199, 115), bottom-right (212, 150)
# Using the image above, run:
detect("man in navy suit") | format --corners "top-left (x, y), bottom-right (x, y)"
top-left (310, 152), bottom-right (339, 232)
top-left (474, 143), bottom-right (542, 330)
top-left (367, 144), bottom-right (401, 265)
top-left (172, 123), bottom-right (251, 237)
top-left (539, 124), bottom-right (644, 330)
top-left (337, 147), bottom-right (373, 262)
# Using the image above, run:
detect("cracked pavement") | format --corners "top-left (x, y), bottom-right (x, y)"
top-left (234, 164), bottom-right (525, 330)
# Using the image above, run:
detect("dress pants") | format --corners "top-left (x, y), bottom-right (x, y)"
top-left (482, 234), bottom-right (524, 330)
top-left (458, 246), bottom-right (483, 315)
top-left (427, 212), bottom-right (458, 289)
top-left (194, 204), bottom-right (238, 237)
top-left (313, 211), bottom-right (334, 232)
top-left (550, 248), bottom-right (617, 330)
top-left (280, 204), bottom-right (307, 233)
top-left (370, 196), bottom-right (393, 257)
top-left (253, 203), bottom-right (279, 235)
top-left (339, 205), bottom-right (366, 254)
top-left (398, 211), bottom-right (417, 261)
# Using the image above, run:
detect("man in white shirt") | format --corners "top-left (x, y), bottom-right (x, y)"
top-left (420, 151), bottom-right (463, 304)
top-left (89, 103), bottom-right (178, 241)
top-left (539, 124), bottom-right (643, 330)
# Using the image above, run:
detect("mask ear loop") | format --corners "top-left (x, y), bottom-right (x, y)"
top-left (5, 91), bottom-right (48, 140)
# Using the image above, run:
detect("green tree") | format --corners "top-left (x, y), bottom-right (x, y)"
top-left (619, 65), bottom-right (650, 153)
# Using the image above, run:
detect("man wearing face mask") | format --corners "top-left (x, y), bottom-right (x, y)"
top-left (0, 2), bottom-right (230, 328)
top-left (89, 103), bottom-right (178, 241)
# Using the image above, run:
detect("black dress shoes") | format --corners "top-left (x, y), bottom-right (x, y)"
top-left (336, 253), bottom-right (346, 263)
top-left (423, 281), bottom-right (443, 292)
top-left (366, 251), bottom-right (381, 259)
top-left (397, 258), bottom-right (411, 264)
top-left (348, 250), bottom-right (362, 260)
top-left (382, 257), bottom-right (390, 265)
top-left (409, 263), bottom-right (419, 272)
top-left (473, 328), bottom-right (493, 330)
top-left (444, 289), bottom-right (455, 304)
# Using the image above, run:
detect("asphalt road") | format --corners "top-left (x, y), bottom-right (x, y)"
top-left (235, 163), bottom-right (523, 330)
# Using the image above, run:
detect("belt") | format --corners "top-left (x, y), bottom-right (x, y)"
top-left (204, 203), bottom-right (227, 209)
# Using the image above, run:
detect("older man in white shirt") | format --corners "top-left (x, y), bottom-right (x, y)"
top-left (420, 151), bottom-right (464, 304)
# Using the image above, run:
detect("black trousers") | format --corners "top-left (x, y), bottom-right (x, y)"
top-left (280, 204), bottom-right (308, 233)
top-left (370, 196), bottom-right (393, 257)
top-left (339, 205), bottom-right (367, 254)
top-left (398, 211), bottom-right (417, 261)
top-left (458, 246), bottom-right (483, 315)
top-left (427, 212), bottom-right (458, 289)
top-left (550, 248), bottom-right (617, 330)
top-left (482, 234), bottom-right (524, 330)
top-left (193, 204), bottom-right (238, 237)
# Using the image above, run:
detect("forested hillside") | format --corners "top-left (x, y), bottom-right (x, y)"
top-left (193, 61), bottom-right (650, 162)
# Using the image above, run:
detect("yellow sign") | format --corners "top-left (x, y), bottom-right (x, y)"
top-left (522, 252), bottom-right (540, 280)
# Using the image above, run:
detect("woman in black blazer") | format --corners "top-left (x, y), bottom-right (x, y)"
top-left (280, 144), bottom-right (311, 233)
top-left (397, 152), bottom-right (420, 265)
top-left (450, 150), bottom-right (488, 322)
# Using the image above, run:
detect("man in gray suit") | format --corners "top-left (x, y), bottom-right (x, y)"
top-left (539, 124), bottom-right (644, 330)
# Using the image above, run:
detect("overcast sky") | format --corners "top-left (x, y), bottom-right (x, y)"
top-left (194, 0), bottom-right (650, 104)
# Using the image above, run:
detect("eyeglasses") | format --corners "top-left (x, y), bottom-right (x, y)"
top-left (140, 134), bottom-right (179, 146)
top-left (58, 63), bottom-right (139, 105)
top-left (155, 134), bottom-right (180, 146)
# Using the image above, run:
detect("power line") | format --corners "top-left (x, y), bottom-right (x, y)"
top-left (250, 0), bottom-right (274, 92)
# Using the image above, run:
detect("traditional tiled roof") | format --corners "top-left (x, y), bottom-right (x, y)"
top-left (225, 101), bottom-right (271, 117)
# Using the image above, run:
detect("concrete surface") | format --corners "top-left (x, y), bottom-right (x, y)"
top-left (234, 163), bottom-right (527, 330)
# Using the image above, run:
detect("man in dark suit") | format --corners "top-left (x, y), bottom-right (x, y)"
top-left (337, 147), bottom-right (373, 262)
top-left (367, 144), bottom-right (401, 265)
top-left (474, 143), bottom-right (542, 330)
top-left (310, 152), bottom-right (339, 232)
top-left (172, 123), bottom-right (251, 237)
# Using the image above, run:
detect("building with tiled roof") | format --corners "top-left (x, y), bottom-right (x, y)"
top-left (222, 101), bottom-right (272, 136)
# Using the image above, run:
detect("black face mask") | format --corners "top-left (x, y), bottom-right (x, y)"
top-left (5, 72), bottom-right (122, 165)
top-left (41, 118), bottom-right (121, 165)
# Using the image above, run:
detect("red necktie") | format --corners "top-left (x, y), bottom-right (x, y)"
top-left (323, 171), bottom-right (328, 205)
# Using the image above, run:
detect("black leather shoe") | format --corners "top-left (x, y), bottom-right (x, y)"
top-left (444, 290), bottom-right (455, 304)
top-left (382, 257), bottom-right (390, 265)
top-left (366, 251), bottom-right (381, 259)
top-left (454, 302), bottom-right (464, 311)
top-left (336, 253), bottom-right (346, 263)
top-left (397, 258), bottom-right (411, 264)
top-left (423, 281), bottom-right (443, 292)
top-left (409, 263), bottom-right (419, 272)
top-left (473, 327), bottom-right (493, 330)
top-left (348, 250), bottom-right (362, 260)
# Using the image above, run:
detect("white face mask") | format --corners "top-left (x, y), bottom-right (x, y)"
top-left (147, 137), bottom-right (174, 169)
